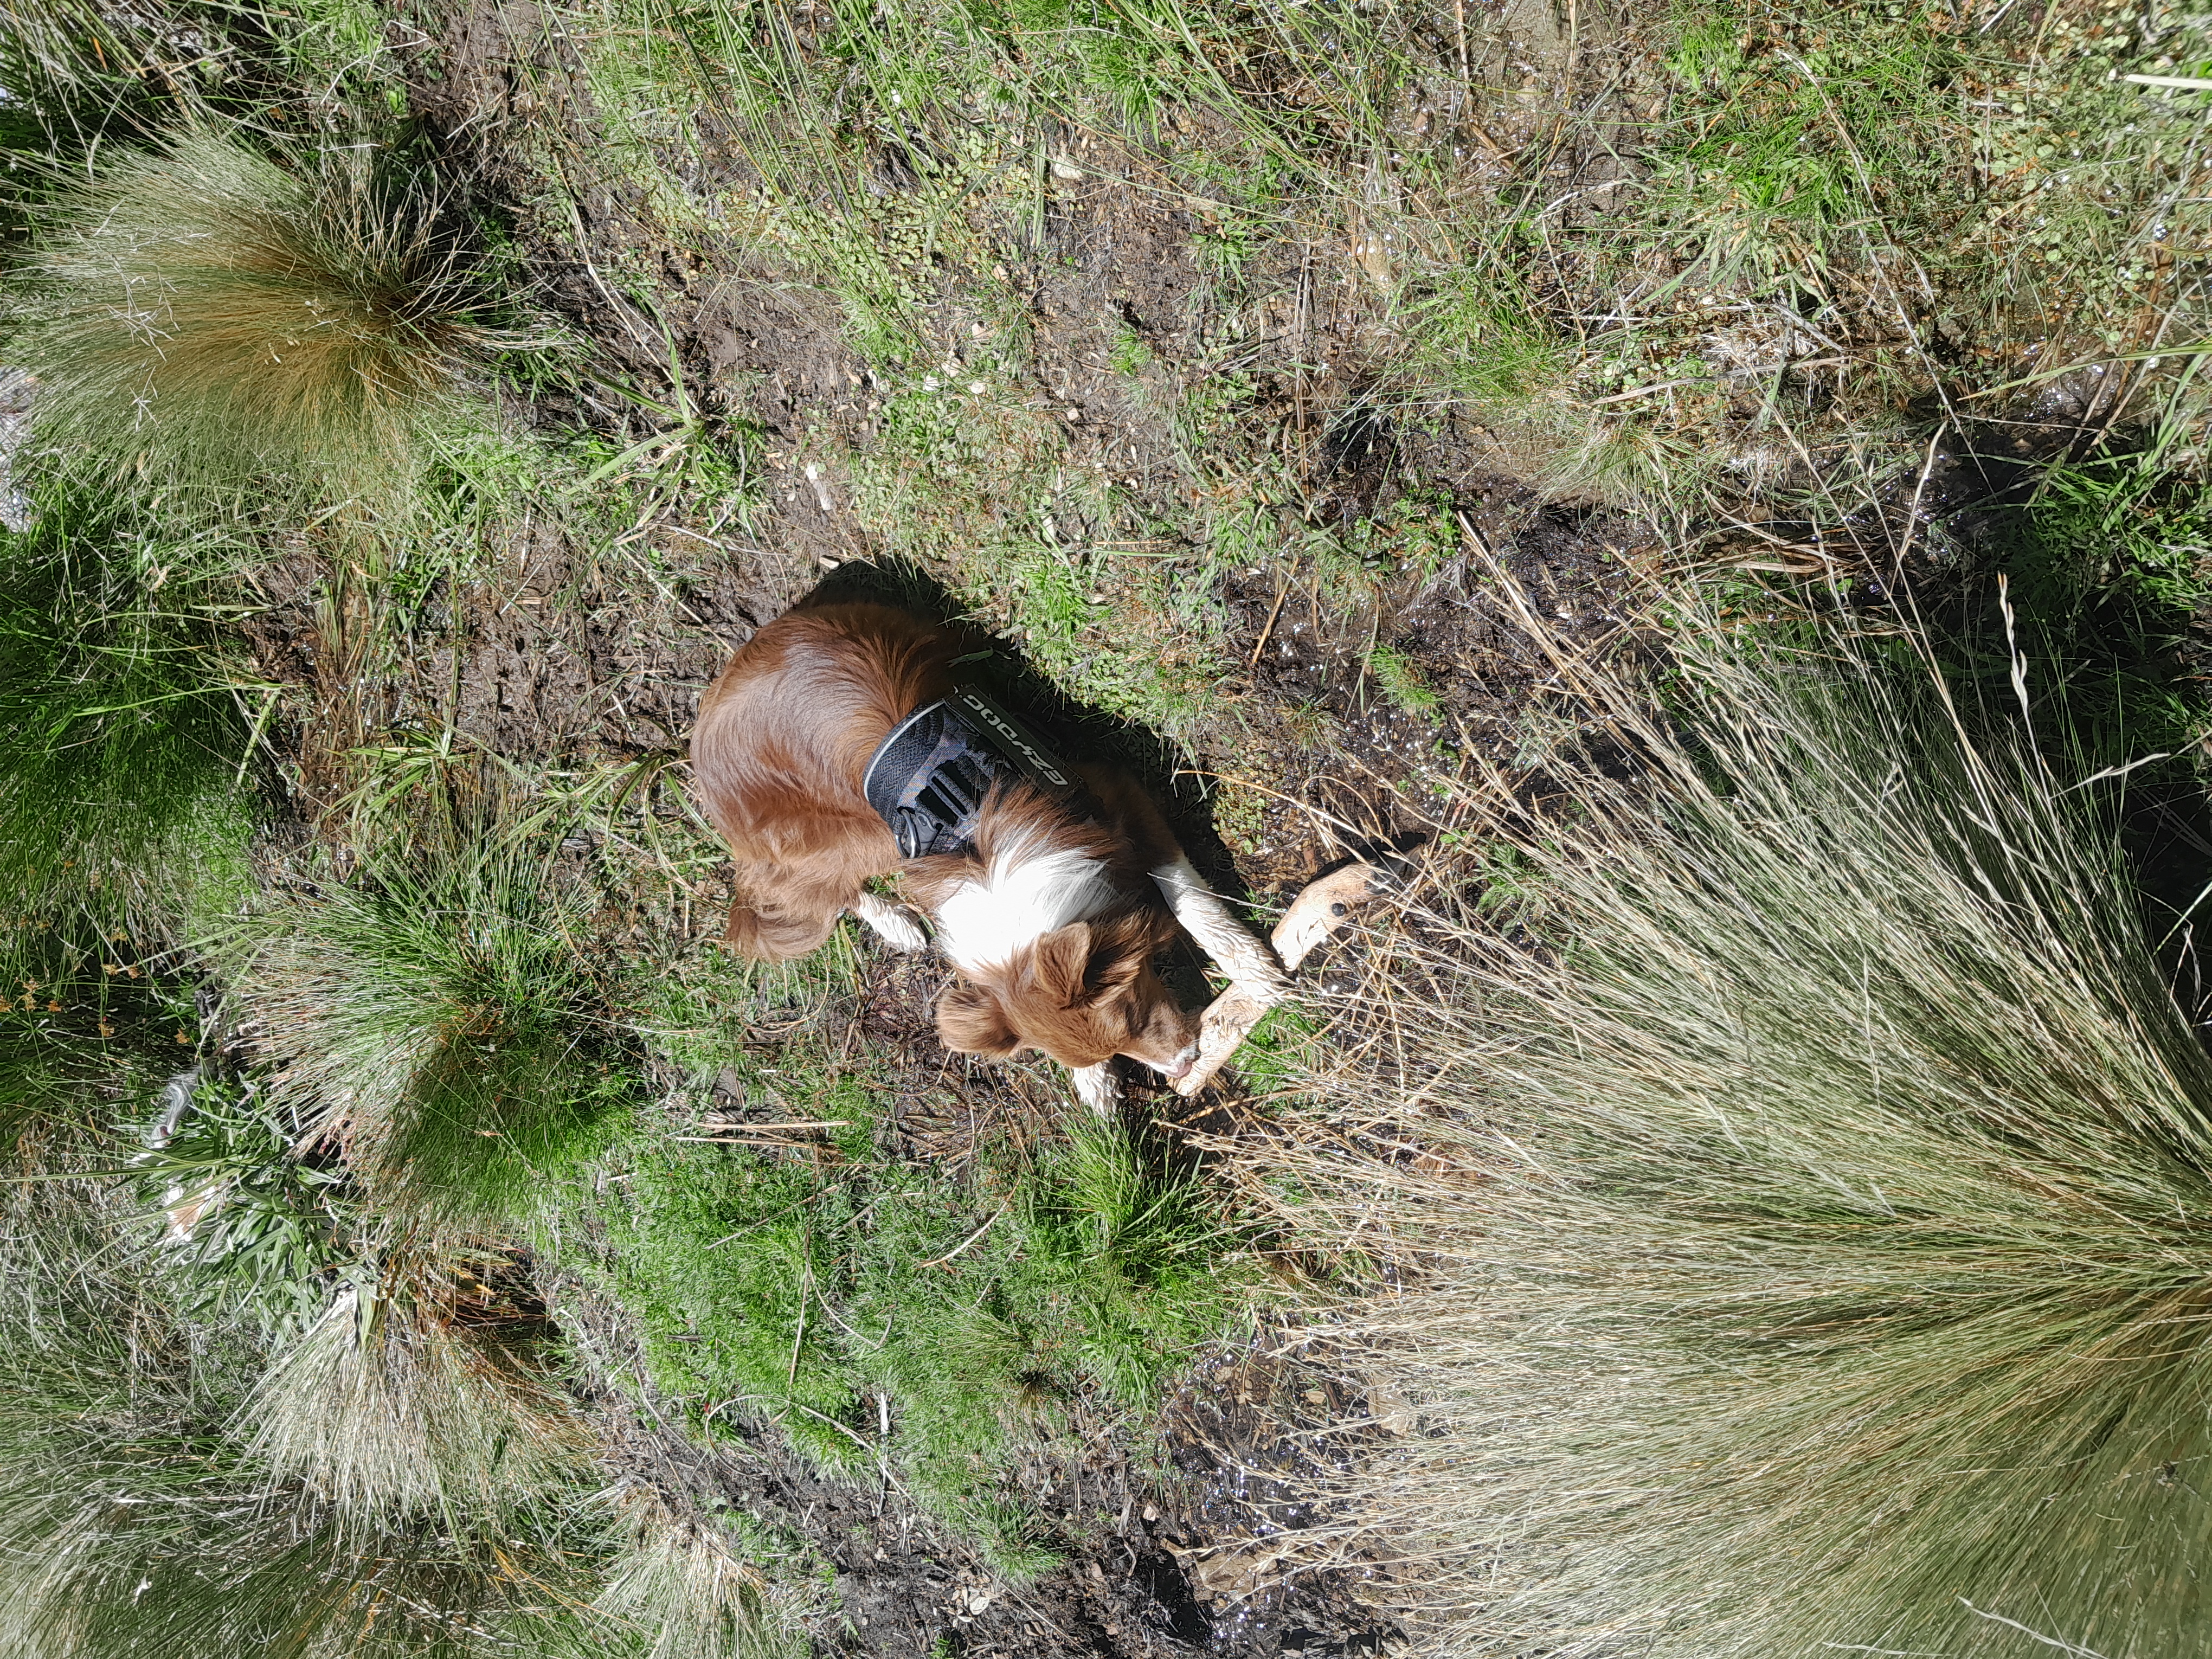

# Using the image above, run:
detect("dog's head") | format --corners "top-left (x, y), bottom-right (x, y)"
top-left (936, 908), bottom-right (1198, 1078)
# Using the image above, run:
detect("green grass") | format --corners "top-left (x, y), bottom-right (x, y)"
top-left (1999, 441), bottom-right (2212, 620)
top-left (1957, 443), bottom-right (2212, 764)
top-left (0, 0), bottom-right (405, 145)
top-left (0, 983), bottom-right (814, 1657)
top-left (545, 0), bottom-right (1448, 715)
top-left (1396, 263), bottom-right (1564, 409)
top-left (9, 128), bottom-right (495, 512)
top-left (511, 0), bottom-right (2212, 672)
top-left (1365, 642), bottom-right (1441, 718)
top-left (0, 938), bottom-right (196, 1158)
top-left (1289, 609), bottom-right (2212, 1657)
top-left (581, 1044), bottom-right (1267, 1574)
top-left (0, 957), bottom-right (811, 1655)
top-left (1640, 6), bottom-right (1965, 288)
top-left (1358, 3), bottom-right (2212, 523)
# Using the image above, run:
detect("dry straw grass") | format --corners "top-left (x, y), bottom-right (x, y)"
top-left (243, 1259), bottom-right (590, 1523)
top-left (1270, 595), bottom-right (2212, 1658)
top-left (594, 1488), bottom-right (813, 1659)
top-left (11, 128), bottom-right (485, 505)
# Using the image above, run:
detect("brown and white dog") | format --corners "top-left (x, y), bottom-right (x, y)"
top-left (689, 600), bottom-right (1287, 1111)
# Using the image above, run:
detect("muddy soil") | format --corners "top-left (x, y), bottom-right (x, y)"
top-left (565, 1259), bottom-right (1393, 1659)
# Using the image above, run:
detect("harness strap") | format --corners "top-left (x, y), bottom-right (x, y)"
top-left (862, 687), bottom-right (1088, 859)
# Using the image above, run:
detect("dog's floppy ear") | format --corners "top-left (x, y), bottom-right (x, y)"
top-left (937, 982), bottom-right (1020, 1056)
top-left (1035, 918), bottom-right (1147, 1007)
top-left (1084, 909), bottom-right (1158, 999)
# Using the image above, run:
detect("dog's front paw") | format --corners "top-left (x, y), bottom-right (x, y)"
top-left (1269, 861), bottom-right (1394, 972)
top-left (853, 893), bottom-right (930, 953)
top-left (1173, 985), bottom-right (1274, 1097)
top-left (1072, 1061), bottom-right (1121, 1118)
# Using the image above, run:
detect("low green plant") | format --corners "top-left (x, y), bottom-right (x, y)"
top-left (602, 1133), bottom-right (871, 1471)
top-left (1291, 609), bottom-right (2212, 1658)
top-left (589, 1076), bottom-right (1263, 1570)
top-left (851, 1114), bottom-right (1248, 1486)
top-left (9, 128), bottom-right (494, 510)
top-left (132, 1075), bottom-right (352, 1334)
top-left (1108, 324), bottom-right (1153, 378)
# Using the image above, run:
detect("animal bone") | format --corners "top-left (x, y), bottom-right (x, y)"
top-left (1270, 860), bottom-right (1397, 973)
top-left (1171, 861), bottom-right (1395, 1097)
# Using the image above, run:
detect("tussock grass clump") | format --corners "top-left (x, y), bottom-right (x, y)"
top-left (0, 1174), bottom-right (610, 1659)
top-left (245, 1262), bottom-right (590, 1522)
top-left (1292, 616), bottom-right (2212, 1658)
top-left (231, 820), bottom-right (636, 1231)
top-left (10, 129), bottom-right (489, 506)
top-left (0, 497), bottom-right (257, 967)
top-left (594, 1488), bottom-right (814, 1659)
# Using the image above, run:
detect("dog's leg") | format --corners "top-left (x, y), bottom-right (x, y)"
top-left (851, 891), bottom-right (929, 953)
top-left (1150, 858), bottom-right (1289, 996)
top-left (1072, 1060), bottom-right (1120, 1119)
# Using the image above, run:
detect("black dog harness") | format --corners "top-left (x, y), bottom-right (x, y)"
top-left (863, 687), bottom-right (1087, 858)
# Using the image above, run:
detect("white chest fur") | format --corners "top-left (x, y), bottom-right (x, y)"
top-left (935, 844), bottom-right (1117, 973)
